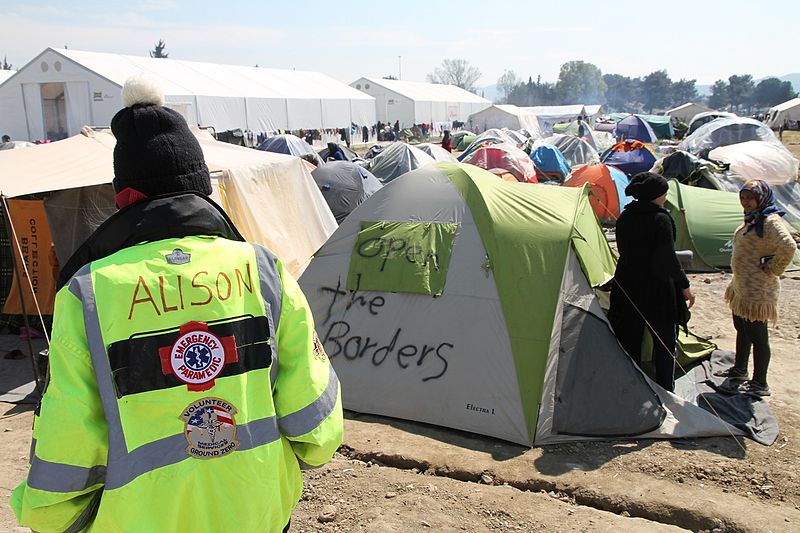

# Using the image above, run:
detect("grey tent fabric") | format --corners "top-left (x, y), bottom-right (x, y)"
top-left (256, 134), bottom-right (317, 158)
top-left (366, 142), bottom-right (435, 183)
top-left (692, 351), bottom-right (778, 445)
top-left (311, 161), bottom-right (382, 223)
top-left (415, 143), bottom-right (458, 162)
top-left (554, 304), bottom-right (666, 436)
top-left (317, 143), bottom-right (362, 163)
top-left (43, 184), bottom-right (117, 265)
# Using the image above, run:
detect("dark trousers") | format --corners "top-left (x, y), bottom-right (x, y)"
top-left (733, 314), bottom-right (771, 385)
top-left (612, 314), bottom-right (677, 392)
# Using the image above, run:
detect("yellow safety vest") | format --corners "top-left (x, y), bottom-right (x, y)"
top-left (11, 235), bottom-right (343, 532)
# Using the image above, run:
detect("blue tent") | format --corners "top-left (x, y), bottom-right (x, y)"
top-left (599, 140), bottom-right (657, 176)
top-left (530, 144), bottom-right (571, 182)
top-left (608, 165), bottom-right (633, 212)
top-left (257, 134), bottom-right (318, 158)
top-left (615, 115), bottom-right (658, 143)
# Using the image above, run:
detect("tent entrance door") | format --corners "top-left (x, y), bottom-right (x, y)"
top-left (40, 83), bottom-right (68, 141)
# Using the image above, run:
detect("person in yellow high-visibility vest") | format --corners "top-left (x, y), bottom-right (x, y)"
top-left (10, 75), bottom-right (343, 533)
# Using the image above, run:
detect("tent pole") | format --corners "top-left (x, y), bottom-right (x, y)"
top-left (1, 196), bottom-right (44, 394)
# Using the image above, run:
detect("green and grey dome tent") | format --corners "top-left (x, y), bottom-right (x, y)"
top-left (299, 162), bottom-right (745, 446)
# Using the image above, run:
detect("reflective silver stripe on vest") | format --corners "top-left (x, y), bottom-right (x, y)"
top-left (278, 364), bottom-right (339, 438)
top-left (27, 455), bottom-right (107, 493)
top-left (103, 416), bottom-right (280, 490)
top-left (71, 266), bottom-right (129, 464)
top-left (71, 264), bottom-right (284, 491)
top-left (250, 244), bottom-right (282, 388)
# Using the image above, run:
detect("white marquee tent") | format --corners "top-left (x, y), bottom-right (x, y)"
top-left (351, 77), bottom-right (490, 128)
top-left (665, 102), bottom-right (714, 124)
top-left (466, 105), bottom-right (542, 135)
top-left (767, 98), bottom-right (800, 129)
top-left (0, 48), bottom-right (376, 142)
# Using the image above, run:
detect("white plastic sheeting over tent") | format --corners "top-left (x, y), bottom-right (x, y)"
top-left (0, 48), bottom-right (376, 142)
top-left (351, 77), bottom-right (490, 128)
top-left (466, 105), bottom-right (542, 135)
top-left (0, 128), bottom-right (337, 277)
top-left (709, 141), bottom-right (800, 185)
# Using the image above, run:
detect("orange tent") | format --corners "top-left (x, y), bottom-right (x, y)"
top-left (564, 164), bottom-right (631, 222)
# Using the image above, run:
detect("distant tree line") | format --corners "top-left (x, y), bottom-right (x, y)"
top-left (430, 58), bottom-right (797, 113)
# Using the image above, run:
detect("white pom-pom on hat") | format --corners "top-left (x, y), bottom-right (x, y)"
top-left (121, 73), bottom-right (165, 107)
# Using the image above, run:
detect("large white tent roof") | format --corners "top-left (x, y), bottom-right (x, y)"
top-left (56, 49), bottom-right (373, 102)
top-left (354, 77), bottom-right (489, 104)
top-left (770, 97), bottom-right (800, 113)
top-left (521, 105), bottom-right (586, 118)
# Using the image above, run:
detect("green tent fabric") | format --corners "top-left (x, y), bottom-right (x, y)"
top-left (455, 133), bottom-right (476, 151)
top-left (300, 163), bottom-right (744, 446)
top-left (665, 180), bottom-right (744, 271)
top-left (636, 114), bottom-right (674, 139)
top-left (666, 180), bottom-right (800, 271)
top-left (441, 163), bottom-right (617, 436)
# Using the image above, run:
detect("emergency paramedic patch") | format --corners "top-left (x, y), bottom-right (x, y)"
top-left (165, 248), bottom-right (191, 265)
top-left (180, 397), bottom-right (239, 459)
top-left (313, 332), bottom-right (328, 361)
top-left (159, 321), bottom-right (238, 391)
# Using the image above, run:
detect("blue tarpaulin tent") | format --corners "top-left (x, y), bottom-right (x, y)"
top-left (615, 115), bottom-right (658, 143)
top-left (530, 144), bottom-right (571, 182)
top-left (600, 140), bottom-right (658, 176)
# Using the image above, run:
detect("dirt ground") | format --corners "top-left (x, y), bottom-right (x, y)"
top-left (2, 273), bottom-right (799, 532)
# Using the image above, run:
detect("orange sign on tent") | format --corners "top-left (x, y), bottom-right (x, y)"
top-left (2, 199), bottom-right (58, 315)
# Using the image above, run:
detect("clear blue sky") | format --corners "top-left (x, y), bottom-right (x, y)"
top-left (4, 0), bottom-right (798, 87)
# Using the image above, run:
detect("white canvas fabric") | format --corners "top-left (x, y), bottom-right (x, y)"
top-left (0, 128), bottom-right (336, 278)
top-left (767, 98), bottom-right (800, 128)
top-left (467, 105), bottom-right (542, 134)
top-left (665, 102), bottom-right (713, 124)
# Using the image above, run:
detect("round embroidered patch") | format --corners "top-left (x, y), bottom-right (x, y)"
top-left (170, 330), bottom-right (226, 386)
top-left (180, 397), bottom-right (239, 459)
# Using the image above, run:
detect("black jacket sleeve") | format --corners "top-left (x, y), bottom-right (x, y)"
top-left (650, 212), bottom-right (690, 289)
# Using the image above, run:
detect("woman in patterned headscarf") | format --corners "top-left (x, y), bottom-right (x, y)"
top-left (716, 179), bottom-right (797, 397)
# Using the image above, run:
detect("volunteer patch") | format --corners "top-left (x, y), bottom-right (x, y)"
top-left (165, 248), bottom-right (191, 265)
top-left (181, 397), bottom-right (239, 459)
top-left (313, 332), bottom-right (328, 361)
top-left (159, 321), bottom-right (238, 391)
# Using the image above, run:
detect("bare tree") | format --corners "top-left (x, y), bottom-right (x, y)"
top-left (496, 70), bottom-right (520, 103)
top-left (427, 59), bottom-right (482, 92)
top-left (150, 39), bottom-right (169, 59)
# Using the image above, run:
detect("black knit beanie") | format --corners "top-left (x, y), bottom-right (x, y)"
top-left (110, 75), bottom-right (211, 196)
top-left (625, 172), bottom-right (669, 202)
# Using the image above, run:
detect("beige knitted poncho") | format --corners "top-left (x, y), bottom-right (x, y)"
top-left (725, 214), bottom-right (797, 322)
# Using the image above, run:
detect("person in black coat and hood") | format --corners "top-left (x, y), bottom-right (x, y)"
top-left (609, 172), bottom-right (695, 392)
